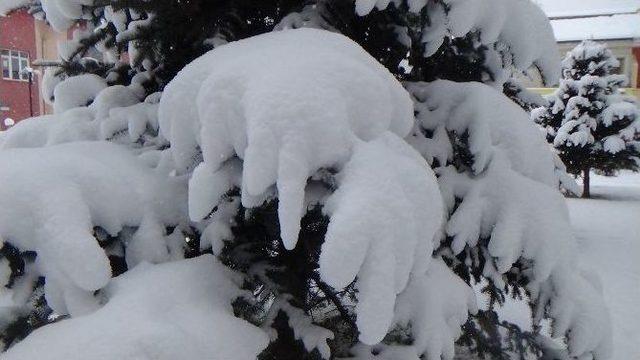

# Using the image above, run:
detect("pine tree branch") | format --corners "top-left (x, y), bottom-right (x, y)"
top-left (310, 272), bottom-right (357, 332)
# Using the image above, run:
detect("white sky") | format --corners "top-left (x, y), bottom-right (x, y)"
top-left (535, 0), bottom-right (640, 18)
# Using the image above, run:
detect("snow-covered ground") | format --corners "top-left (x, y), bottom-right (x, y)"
top-left (569, 171), bottom-right (640, 360)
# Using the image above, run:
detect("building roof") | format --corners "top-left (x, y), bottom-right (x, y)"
top-left (534, 0), bottom-right (640, 42)
top-left (550, 13), bottom-right (640, 42)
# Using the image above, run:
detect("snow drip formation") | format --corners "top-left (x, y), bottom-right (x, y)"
top-left (0, 26), bottom-right (612, 360)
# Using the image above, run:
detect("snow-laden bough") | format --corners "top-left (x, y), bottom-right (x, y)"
top-left (1, 256), bottom-right (269, 360)
top-left (160, 28), bottom-right (448, 346)
top-left (407, 80), bottom-right (613, 359)
top-left (0, 142), bottom-right (186, 316)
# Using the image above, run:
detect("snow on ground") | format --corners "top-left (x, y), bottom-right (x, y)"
top-left (568, 171), bottom-right (640, 360)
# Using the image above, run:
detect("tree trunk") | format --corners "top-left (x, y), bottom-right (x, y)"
top-left (582, 167), bottom-right (591, 198)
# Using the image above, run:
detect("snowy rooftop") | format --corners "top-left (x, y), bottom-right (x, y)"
top-left (534, 0), bottom-right (640, 42)
top-left (550, 13), bottom-right (640, 42)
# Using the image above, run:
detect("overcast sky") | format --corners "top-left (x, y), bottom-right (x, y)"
top-left (535, 0), bottom-right (640, 18)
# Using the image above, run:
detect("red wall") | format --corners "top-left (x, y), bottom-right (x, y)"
top-left (633, 47), bottom-right (640, 89)
top-left (0, 10), bottom-right (40, 130)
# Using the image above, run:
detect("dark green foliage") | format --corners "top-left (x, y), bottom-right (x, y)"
top-left (34, 0), bottom-right (305, 91)
top-left (503, 79), bottom-right (547, 112)
top-left (458, 310), bottom-right (545, 360)
top-left (0, 243), bottom-right (54, 351)
top-left (29, 0), bottom-right (511, 96)
top-left (112, 0), bottom-right (302, 85)
top-left (409, 34), bottom-right (489, 83)
top-left (218, 190), bottom-right (359, 359)
top-left (258, 311), bottom-right (324, 360)
top-left (0, 278), bottom-right (56, 351)
top-left (0, 243), bottom-right (30, 289)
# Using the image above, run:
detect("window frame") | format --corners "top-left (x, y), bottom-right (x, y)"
top-left (1, 49), bottom-right (30, 82)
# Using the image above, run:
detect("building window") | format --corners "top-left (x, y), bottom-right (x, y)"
top-left (1, 50), bottom-right (30, 81)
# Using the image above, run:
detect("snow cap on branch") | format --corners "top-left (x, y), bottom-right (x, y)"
top-left (1, 256), bottom-right (269, 360)
top-left (160, 28), bottom-right (414, 247)
top-left (161, 28), bottom-right (446, 345)
top-left (0, 142), bottom-right (186, 315)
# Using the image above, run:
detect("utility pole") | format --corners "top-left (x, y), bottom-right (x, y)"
top-left (23, 67), bottom-right (34, 117)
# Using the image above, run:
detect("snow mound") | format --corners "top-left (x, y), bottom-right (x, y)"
top-left (35, 0), bottom-right (88, 31)
top-left (1, 255), bottom-right (269, 360)
top-left (0, 108), bottom-right (97, 148)
top-left (0, 142), bottom-right (186, 316)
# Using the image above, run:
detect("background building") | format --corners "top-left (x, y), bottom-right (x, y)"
top-left (0, 9), bottom-right (39, 130)
top-left (0, 8), bottom-right (67, 130)
top-left (524, 0), bottom-right (640, 99)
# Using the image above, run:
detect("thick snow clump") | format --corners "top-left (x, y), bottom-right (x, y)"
top-left (0, 79), bottom-right (162, 150)
top-left (160, 28), bottom-right (445, 345)
top-left (1, 256), bottom-right (269, 360)
top-left (0, 142), bottom-right (186, 316)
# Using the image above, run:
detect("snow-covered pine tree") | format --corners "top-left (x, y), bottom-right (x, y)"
top-left (0, 1), bottom-right (612, 359)
top-left (533, 40), bottom-right (640, 198)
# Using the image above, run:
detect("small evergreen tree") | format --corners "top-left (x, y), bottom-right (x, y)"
top-left (533, 40), bottom-right (640, 198)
